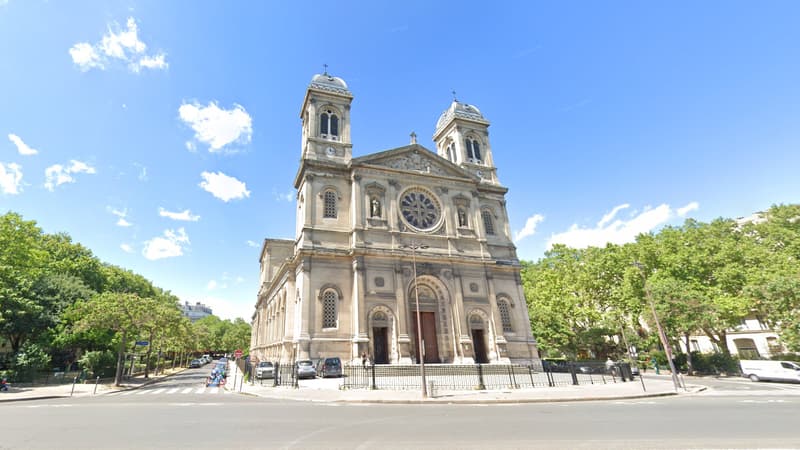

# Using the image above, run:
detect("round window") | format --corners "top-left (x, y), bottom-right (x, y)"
top-left (399, 188), bottom-right (441, 231)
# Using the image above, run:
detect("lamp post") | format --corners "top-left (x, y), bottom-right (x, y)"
top-left (633, 261), bottom-right (681, 392)
top-left (401, 241), bottom-right (429, 398)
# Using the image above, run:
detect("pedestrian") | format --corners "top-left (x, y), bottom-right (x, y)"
top-left (0, 377), bottom-right (8, 392)
top-left (361, 352), bottom-right (368, 368)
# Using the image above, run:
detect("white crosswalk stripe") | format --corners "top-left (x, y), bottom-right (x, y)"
top-left (167, 388), bottom-right (179, 394)
top-left (149, 388), bottom-right (166, 395)
top-left (195, 387), bottom-right (205, 394)
top-left (181, 387), bottom-right (193, 394)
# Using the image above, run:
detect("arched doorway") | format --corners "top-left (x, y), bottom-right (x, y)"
top-left (469, 313), bottom-right (489, 364)
top-left (372, 311), bottom-right (389, 364)
top-left (409, 282), bottom-right (442, 364)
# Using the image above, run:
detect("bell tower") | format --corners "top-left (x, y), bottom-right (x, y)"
top-left (432, 97), bottom-right (499, 184)
top-left (299, 70), bottom-right (353, 163)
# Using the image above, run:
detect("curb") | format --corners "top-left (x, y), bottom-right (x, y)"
top-left (226, 385), bottom-right (707, 405)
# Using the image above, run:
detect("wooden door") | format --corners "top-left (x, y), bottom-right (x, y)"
top-left (472, 329), bottom-right (488, 364)
top-left (412, 311), bottom-right (439, 364)
top-left (373, 327), bottom-right (388, 364)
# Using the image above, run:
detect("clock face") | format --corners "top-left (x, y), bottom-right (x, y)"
top-left (326, 146), bottom-right (336, 156)
top-left (476, 170), bottom-right (484, 178)
top-left (399, 188), bottom-right (441, 231)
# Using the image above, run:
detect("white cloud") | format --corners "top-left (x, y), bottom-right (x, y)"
top-left (69, 17), bottom-right (168, 73)
top-left (44, 160), bottom-right (96, 191)
top-left (108, 208), bottom-right (133, 227)
top-left (514, 213), bottom-right (545, 243)
top-left (207, 280), bottom-right (218, 290)
top-left (142, 227), bottom-right (190, 260)
top-left (185, 141), bottom-right (196, 152)
top-left (199, 171), bottom-right (250, 202)
top-left (246, 240), bottom-right (259, 248)
top-left (677, 201), bottom-right (699, 217)
top-left (69, 43), bottom-right (103, 71)
top-left (179, 101), bottom-right (253, 152)
top-left (547, 202), bottom-right (698, 250)
top-left (0, 162), bottom-right (23, 195)
top-left (273, 189), bottom-right (294, 202)
top-left (120, 243), bottom-right (134, 253)
top-left (235, 276), bottom-right (244, 284)
top-left (8, 134), bottom-right (39, 156)
top-left (159, 207), bottom-right (200, 222)
top-left (136, 52), bottom-right (167, 71)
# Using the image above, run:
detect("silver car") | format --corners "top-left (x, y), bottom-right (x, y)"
top-left (255, 361), bottom-right (274, 379)
top-left (295, 360), bottom-right (316, 379)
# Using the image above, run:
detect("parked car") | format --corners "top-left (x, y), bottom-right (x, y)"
top-left (189, 359), bottom-right (202, 368)
top-left (740, 360), bottom-right (800, 383)
top-left (256, 361), bottom-right (275, 379)
top-left (295, 360), bottom-right (316, 379)
top-left (317, 357), bottom-right (343, 378)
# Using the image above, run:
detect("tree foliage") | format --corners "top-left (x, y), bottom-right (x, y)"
top-left (522, 204), bottom-right (800, 360)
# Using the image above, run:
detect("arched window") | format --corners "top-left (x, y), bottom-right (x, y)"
top-left (319, 109), bottom-right (339, 139)
top-left (465, 137), bottom-right (482, 163)
top-left (482, 210), bottom-right (495, 235)
top-left (446, 142), bottom-right (456, 162)
top-left (322, 290), bottom-right (338, 329)
top-left (497, 299), bottom-right (513, 333)
top-left (323, 190), bottom-right (337, 218)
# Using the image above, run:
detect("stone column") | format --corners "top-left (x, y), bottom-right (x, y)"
top-left (297, 257), bottom-right (312, 360)
top-left (451, 269), bottom-right (473, 364)
top-left (394, 263), bottom-right (412, 364)
top-left (486, 269), bottom-right (510, 363)
top-left (352, 256), bottom-right (369, 363)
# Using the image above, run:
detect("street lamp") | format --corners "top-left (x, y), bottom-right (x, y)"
top-left (401, 241), bottom-right (429, 399)
top-left (633, 261), bottom-right (681, 392)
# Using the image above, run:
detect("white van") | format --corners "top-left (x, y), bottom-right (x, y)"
top-left (740, 360), bottom-right (800, 383)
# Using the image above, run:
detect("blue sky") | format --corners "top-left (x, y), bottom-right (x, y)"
top-left (2, 1), bottom-right (799, 320)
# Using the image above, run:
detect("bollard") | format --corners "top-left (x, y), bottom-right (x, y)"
top-left (70, 376), bottom-right (77, 397)
top-left (428, 380), bottom-right (436, 398)
top-left (371, 364), bottom-right (377, 390)
top-left (93, 376), bottom-right (100, 395)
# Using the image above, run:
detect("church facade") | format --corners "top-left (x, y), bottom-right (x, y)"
top-left (250, 73), bottom-right (539, 365)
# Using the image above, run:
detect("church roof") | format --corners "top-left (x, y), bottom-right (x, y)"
top-left (308, 73), bottom-right (351, 96)
top-left (353, 144), bottom-right (479, 182)
top-left (435, 100), bottom-right (489, 132)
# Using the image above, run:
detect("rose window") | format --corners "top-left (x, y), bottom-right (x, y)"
top-left (400, 188), bottom-right (441, 231)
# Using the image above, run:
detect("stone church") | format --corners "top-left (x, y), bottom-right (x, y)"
top-left (250, 72), bottom-right (540, 365)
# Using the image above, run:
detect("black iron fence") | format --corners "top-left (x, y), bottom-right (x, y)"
top-left (247, 359), bottom-right (635, 392)
top-left (341, 361), bottom-right (635, 391)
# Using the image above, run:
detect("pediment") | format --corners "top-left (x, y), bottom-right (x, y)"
top-left (353, 144), bottom-right (477, 181)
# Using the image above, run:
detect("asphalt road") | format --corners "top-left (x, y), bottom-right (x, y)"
top-left (2, 369), bottom-right (799, 449)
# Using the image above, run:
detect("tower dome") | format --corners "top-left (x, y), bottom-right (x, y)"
top-left (435, 100), bottom-right (488, 132)
top-left (309, 73), bottom-right (350, 95)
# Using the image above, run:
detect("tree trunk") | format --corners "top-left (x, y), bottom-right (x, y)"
top-left (684, 332), bottom-right (694, 375)
top-left (144, 331), bottom-right (154, 379)
top-left (114, 331), bottom-right (128, 386)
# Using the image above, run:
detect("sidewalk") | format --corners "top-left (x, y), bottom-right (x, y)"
top-left (0, 367), bottom-right (186, 403)
top-left (223, 365), bottom-right (705, 404)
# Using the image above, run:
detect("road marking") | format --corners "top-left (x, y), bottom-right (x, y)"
top-left (181, 388), bottom-right (193, 394)
top-left (740, 399), bottom-right (788, 403)
top-left (166, 388), bottom-right (179, 394)
top-left (136, 390), bottom-right (150, 395)
top-left (195, 387), bottom-right (206, 394)
top-left (119, 391), bottom-right (136, 396)
top-left (149, 388), bottom-right (166, 395)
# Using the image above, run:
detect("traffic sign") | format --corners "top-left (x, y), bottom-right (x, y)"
top-left (234, 349), bottom-right (243, 358)
top-left (135, 341), bottom-right (149, 346)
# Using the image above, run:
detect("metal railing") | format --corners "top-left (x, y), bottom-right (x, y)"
top-left (341, 361), bottom-right (634, 391)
